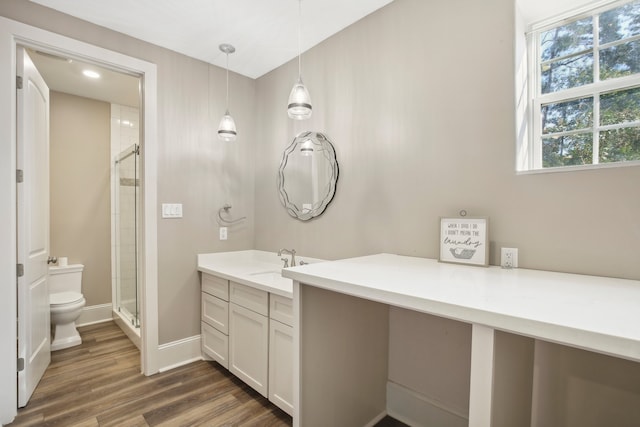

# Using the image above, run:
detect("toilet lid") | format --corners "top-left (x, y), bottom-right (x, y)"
top-left (50, 291), bottom-right (83, 305)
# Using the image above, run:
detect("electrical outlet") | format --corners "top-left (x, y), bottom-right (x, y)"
top-left (219, 227), bottom-right (228, 241)
top-left (501, 247), bottom-right (518, 269)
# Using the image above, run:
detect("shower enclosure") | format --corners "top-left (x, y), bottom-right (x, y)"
top-left (114, 144), bottom-right (139, 329)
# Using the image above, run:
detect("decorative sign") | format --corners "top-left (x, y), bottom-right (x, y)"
top-left (439, 217), bottom-right (489, 266)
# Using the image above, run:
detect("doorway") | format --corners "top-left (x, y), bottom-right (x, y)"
top-left (30, 50), bottom-right (144, 347)
top-left (0, 16), bottom-right (159, 422)
top-left (24, 48), bottom-right (143, 399)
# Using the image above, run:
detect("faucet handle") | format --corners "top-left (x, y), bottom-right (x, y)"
top-left (281, 258), bottom-right (289, 268)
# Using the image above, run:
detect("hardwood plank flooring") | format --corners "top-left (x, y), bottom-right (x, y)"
top-left (8, 322), bottom-right (291, 427)
top-left (9, 321), bottom-right (409, 427)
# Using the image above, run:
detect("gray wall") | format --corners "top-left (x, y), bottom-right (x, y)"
top-left (3, 2), bottom-right (640, 421)
top-left (253, 0), bottom-right (640, 424)
top-left (5, 0), bottom-right (637, 348)
top-left (0, 0), bottom-right (257, 344)
top-left (50, 91), bottom-right (111, 306)
top-left (254, 0), bottom-right (640, 281)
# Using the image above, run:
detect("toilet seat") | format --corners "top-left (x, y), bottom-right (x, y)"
top-left (50, 291), bottom-right (84, 306)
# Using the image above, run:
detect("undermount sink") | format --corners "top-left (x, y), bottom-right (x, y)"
top-left (250, 270), bottom-right (282, 277)
top-left (249, 270), bottom-right (283, 280)
top-left (197, 250), bottom-right (325, 294)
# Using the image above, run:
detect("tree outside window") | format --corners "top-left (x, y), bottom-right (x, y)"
top-left (530, 0), bottom-right (640, 169)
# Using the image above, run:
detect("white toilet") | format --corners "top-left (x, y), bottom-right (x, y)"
top-left (49, 264), bottom-right (86, 351)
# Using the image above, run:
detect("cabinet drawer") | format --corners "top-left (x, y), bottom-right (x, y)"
top-left (202, 274), bottom-right (229, 301)
top-left (230, 281), bottom-right (268, 316)
top-left (202, 292), bottom-right (229, 334)
top-left (270, 294), bottom-right (293, 326)
top-left (201, 321), bottom-right (228, 369)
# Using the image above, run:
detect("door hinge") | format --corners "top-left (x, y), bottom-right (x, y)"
top-left (17, 358), bottom-right (25, 372)
top-left (16, 169), bottom-right (24, 183)
top-left (16, 75), bottom-right (23, 90)
top-left (17, 263), bottom-right (24, 277)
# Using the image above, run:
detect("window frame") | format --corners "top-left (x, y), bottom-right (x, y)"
top-left (525, 0), bottom-right (640, 172)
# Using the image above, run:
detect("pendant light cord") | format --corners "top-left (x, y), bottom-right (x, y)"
top-left (297, 0), bottom-right (302, 79)
top-left (225, 52), bottom-right (230, 111)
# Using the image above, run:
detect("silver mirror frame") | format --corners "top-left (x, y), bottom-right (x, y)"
top-left (278, 131), bottom-right (339, 221)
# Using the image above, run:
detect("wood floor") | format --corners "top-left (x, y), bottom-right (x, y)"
top-left (8, 322), bottom-right (292, 427)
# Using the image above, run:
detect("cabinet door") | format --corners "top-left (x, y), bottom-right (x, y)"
top-left (229, 302), bottom-right (269, 396)
top-left (269, 319), bottom-right (294, 416)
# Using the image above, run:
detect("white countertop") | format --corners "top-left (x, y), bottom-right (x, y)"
top-left (197, 250), bottom-right (324, 298)
top-left (283, 253), bottom-right (640, 362)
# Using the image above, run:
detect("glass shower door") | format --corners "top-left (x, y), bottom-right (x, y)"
top-left (115, 144), bottom-right (139, 327)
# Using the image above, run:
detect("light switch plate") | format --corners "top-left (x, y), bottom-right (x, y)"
top-left (162, 203), bottom-right (183, 218)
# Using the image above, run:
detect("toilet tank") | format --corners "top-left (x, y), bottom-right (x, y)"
top-left (49, 264), bottom-right (84, 294)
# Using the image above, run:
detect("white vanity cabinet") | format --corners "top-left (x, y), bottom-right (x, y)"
top-left (201, 274), bottom-right (229, 368)
top-left (198, 252), bottom-right (307, 416)
top-left (269, 294), bottom-right (294, 415)
top-left (229, 281), bottom-right (269, 397)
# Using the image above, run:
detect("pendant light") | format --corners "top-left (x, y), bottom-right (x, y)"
top-left (218, 43), bottom-right (237, 141)
top-left (300, 138), bottom-right (314, 156)
top-left (287, 0), bottom-right (312, 120)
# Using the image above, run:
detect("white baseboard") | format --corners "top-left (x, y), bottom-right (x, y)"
top-left (386, 381), bottom-right (468, 427)
top-left (76, 303), bottom-right (112, 327)
top-left (90, 307), bottom-right (201, 372)
top-left (157, 335), bottom-right (202, 373)
top-left (363, 411), bottom-right (388, 427)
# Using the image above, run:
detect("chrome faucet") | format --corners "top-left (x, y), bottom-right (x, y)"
top-left (277, 248), bottom-right (296, 267)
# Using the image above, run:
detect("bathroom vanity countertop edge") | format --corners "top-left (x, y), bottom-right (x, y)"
top-left (197, 250), bottom-right (324, 299)
top-left (283, 253), bottom-right (640, 362)
top-left (198, 265), bottom-right (292, 298)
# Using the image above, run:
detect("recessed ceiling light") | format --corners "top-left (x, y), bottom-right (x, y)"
top-left (83, 69), bottom-right (100, 79)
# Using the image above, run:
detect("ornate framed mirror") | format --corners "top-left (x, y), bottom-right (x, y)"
top-left (278, 131), bottom-right (339, 221)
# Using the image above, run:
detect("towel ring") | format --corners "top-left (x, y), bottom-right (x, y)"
top-left (217, 204), bottom-right (246, 225)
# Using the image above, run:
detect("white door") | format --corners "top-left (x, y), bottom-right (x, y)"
top-left (16, 46), bottom-right (51, 408)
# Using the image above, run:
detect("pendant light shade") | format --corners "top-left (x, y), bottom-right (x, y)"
top-left (288, 77), bottom-right (312, 120)
top-left (288, 0), bottom-right (312, 120)
top-left (218, 111), bottom-right (237, 142)
top-left (300, 138), bottom-right (314, 156)
top-left (218, 43), bottom-right (237, 141)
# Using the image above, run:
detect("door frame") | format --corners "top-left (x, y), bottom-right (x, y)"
top-left (0, 16), bottom-right (159, 423)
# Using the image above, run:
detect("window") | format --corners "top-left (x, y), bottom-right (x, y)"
top-left (527, 0), bottom-right (640, 170)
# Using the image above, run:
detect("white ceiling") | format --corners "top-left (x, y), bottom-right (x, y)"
top-left (29, 50), bottom-right (141, 107)
top-left (29, 0), bottom-right (395, 79)
top-left (26, 0), bottom-right (600, 106)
